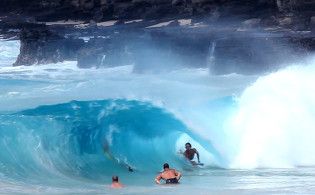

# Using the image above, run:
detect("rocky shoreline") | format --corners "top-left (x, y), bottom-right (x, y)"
top-left (1, 0), bottom-right (315, 74)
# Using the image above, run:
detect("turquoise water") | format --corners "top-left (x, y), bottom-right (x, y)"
top-left (1, 40), bottom-right (315, 194)
top-left (1, 167), bottom-right (315, 194)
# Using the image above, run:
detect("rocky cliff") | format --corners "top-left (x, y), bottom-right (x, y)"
top-left (1, 0), bottom-right (315, 74)
top-left (0, 0), bottom-right (277, 21)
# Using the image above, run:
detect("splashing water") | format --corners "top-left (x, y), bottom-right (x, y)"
top-left (1, 40), bottom-right (315, 193)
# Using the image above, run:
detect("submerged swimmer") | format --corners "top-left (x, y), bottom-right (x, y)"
top-left (181, 142), bottom-right (202, 165)
top-left (103, 141), bottom-right (134, 172)
top-left (155, 163), bottom-right (181, 184)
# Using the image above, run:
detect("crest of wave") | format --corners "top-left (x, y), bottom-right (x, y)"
top-left (227, 59), bottom-right (315, 168)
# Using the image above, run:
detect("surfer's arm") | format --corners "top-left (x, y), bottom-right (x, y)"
top-left (194, 148), bottom-right (200, 163)
top-left (174, 170), bottom-right (181, 181)
top-left (155, 174), bottom-right (162, 184)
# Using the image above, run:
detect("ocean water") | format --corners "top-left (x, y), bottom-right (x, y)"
top-left (0, 39), bottom-right (315, 194)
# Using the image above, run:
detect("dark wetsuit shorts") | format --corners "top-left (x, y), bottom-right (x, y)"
top-left (165, 178), bottom-right (178, 184)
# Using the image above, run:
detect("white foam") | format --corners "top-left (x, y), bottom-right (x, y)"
top-left (97, 20), bottom-right (118, 27)
top-left (45, 20), bottom-right (85, 26)
top-left (227, 59), bottom-right (315, 168)
top-left (125, 19), bottom-right (143, 24)
top-left (146, 21), bottom-right (174, 28)
top-left (0, 40), bottom-right (20, 67)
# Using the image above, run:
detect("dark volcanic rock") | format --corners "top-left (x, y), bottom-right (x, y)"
top-left (0, 0), bottom-right (278, 22)
top-left (0, 0), bottom-right (314, 24)
top-left (14, 28), bottom-right (84, 66)
top-left (77, 36), bottom-right (133, 68)
top-left (11, 20), bottom-right (315, 74)
top-left (212, 37), bottom-right (291, 74)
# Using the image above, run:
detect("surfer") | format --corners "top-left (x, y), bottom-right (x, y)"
top-left (111, 176), bottom-right (123, 188)
top-left (155, 163), bottom-right (181, 184)
top-left (182, 142), bottom-right (201, 165)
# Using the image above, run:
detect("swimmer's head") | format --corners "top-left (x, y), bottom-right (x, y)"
top-left (112, 176), bottom-right (119, 182)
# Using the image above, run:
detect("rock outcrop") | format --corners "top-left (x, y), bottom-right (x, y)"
top-left (13, 27), bottom-right (84, 66)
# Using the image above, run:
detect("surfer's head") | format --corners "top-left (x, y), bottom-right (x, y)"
top-left (185, 142), bottom-right (191, 149)
top-left (163, 163), bottom-right (169, 169)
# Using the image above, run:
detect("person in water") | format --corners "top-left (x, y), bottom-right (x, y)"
top-left (111, 176), bottom-right (123, 188)
top-left (155, 163), bottom-right (181, 184)
top-left (103, 141), bottom-right (134, 172)
top-left (183, 142), bottom-right (200, 165)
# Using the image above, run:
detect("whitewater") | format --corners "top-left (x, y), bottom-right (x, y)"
top-left (1, 39), bottom-right (315, 194)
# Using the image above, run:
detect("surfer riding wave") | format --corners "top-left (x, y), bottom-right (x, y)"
top-left (180, 142), bottom-right (203, 166)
